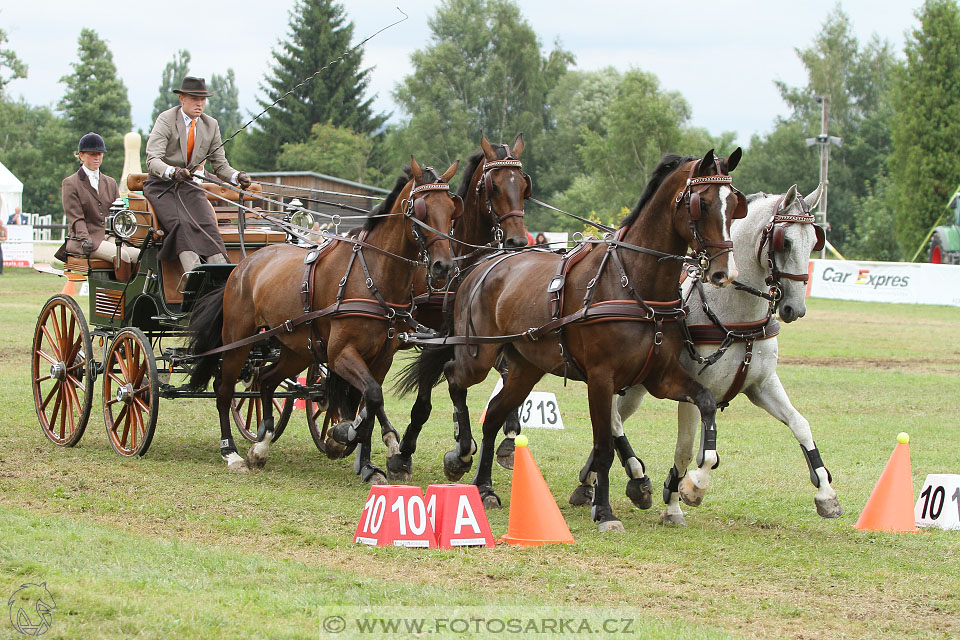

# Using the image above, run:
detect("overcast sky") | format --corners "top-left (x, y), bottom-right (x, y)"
top-left (2, 1), bottom-right (925, 147)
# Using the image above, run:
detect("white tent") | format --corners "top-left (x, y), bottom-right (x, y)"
top-left (0, 160), bottom-right (24, 222)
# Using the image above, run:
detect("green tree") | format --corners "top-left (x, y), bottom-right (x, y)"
top-left (0, 26), bottom-right (27, 95)
top-left (58, 28), bottom-right (132, 179)
top-left (384, 0), bottom-right (573, 180)
top-left (846, 177), bottom-right (901, 260)
top-left (249, 0), bottom-right (385, 170)
top-left (735, 7), bottom-right (897, 254)
top-left (0, 100), bottom-right (75, 215)
top-left (151, 50), bottom-right (191, 122)
top-left (890, 0), bottom-right (960, 258)
top-left (208, 69), bottom-right (241, 136)
top-left (277, 122), bottom-right (377, 183)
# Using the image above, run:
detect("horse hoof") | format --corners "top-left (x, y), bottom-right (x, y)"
top-left (660, 511), bottom-right (686, 526)
top-left (496, 438), bottom-right (515, 470)
top-left (816, 497), bottom-right (844, 519)
top-left (598, 519), bottom-right (625, 533)
top-left (678, 475), bottom-right (706, 507)
top-left (245, 441), bottom-right (270, 470)
top-left (223, 452), bottom-right (249, 473)
top-left (568, 484), bottom-right (594, 506)
top-left (323, 438), bottom-right (353, 460)
top-left (442, 449), bottom-right (471, 482)
top-left (360, 464), bottom-right (387, 485)
top-left (481, 492), bottom-right (501, 510)
top-left (386, 454), bottom-right (413, 482)
top-left (626, 476), bottom-right (653, 510)
top-left (330, 420), bottom-right (356, 446)
top-left (382, 431), bottom-right (400, 458)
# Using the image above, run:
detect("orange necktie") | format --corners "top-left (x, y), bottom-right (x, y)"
top-left (186, 119), bottom-right (196, 164)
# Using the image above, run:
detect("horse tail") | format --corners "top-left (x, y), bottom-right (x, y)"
top-left (393, 342), bottom-right (455, 397)
top-left (186, 284), bottom-right (226, 391)
top-left (324, 370), bottom-right (361, 423)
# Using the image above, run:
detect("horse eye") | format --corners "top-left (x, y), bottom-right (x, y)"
top-left (490, 183), bottom-right (499, 195)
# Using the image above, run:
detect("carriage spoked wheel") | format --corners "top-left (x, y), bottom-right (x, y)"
top-left (231, 378), bottom-right (294, 443)
top-left (304, 364), bottom-right (337, 455)
top-left (32, 295), bottom-right (95, 447)
top-left (103, 327), bottom-right (159, 457)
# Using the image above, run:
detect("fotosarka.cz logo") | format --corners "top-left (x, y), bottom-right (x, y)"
top-left (8, 582), bottom-right (56, 636)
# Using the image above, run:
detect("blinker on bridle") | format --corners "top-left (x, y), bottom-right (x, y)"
top-left (402, 177), bottom-right (462, 252)
top-left (674, 157), bottom-right (745, 276)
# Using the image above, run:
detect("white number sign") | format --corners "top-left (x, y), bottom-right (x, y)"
top-left (915, 474), bottom-right (960, 530)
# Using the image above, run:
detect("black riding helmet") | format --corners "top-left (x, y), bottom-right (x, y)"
top-left (77, 132), bottom-right (107, 154)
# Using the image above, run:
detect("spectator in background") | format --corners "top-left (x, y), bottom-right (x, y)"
top-left (0, 215), bottom-right (6, 274)
top-left (534, 232), bottom-right (548, 247)
top-left (7, 206), bottom-right (28, 225)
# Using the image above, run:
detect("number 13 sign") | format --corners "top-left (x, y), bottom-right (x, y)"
top-left (481, 378), bottom-right (564, 430)
top-left (915, 474), bottom-right (960, 530)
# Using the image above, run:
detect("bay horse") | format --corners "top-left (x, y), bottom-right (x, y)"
top-left (402, 148), bottom-right (744, 531)
top-left (386, 134), bottom-right (532, 481)
top-left (187, 158), bottom-right (459, 482)
top-left (568, 184), bottom-right (843, 524)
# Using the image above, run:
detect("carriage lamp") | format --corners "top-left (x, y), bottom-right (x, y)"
top-left (289, 209), bottom-right (316, 230)
top-left (107, 210), bottom-right (139, 239)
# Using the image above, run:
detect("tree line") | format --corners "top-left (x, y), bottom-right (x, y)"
top-left (1, 0), bottom-right (958, 261)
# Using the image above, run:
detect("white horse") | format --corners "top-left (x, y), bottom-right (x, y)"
top-left (568, 184), bottom-right (843, 525)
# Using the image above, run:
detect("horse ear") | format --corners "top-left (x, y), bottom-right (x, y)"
top-left (480, 134), bottom-right (497, 160)
top-left (410, 156), bottom-right (422, 182)
top-left (440, 160), bottom-right (459, 184)
top-left (725, 147), bottom-right (742, 172)
top-left (512, 132), bottom-right (525, 158)
top-left (695, 149), bottom-right (716, 177)
top-left (784, 184), bottom-right (798, 208)
top-left (804, 183), bottom-right (824, 211)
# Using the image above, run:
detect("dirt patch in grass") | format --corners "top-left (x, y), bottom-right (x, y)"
top-left (779, 354), bottom-right (960, 374)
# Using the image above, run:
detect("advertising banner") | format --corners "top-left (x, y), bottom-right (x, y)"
top-left (2, 224), bottom-right (34, 267)
top-left (807, 259), bottom-right (960, 307)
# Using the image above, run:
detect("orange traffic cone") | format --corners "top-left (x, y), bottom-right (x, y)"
top-left (854, 432), bottom-right (920, 533)
top-left (60, 277), bottom-right (77, 296)
top-left (500, 435), bottom-right (574, 546)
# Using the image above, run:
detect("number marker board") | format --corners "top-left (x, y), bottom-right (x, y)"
top-left (914, 474), bottom-right (960, 530)
top-left (480, 377), bottom-right (564, 429)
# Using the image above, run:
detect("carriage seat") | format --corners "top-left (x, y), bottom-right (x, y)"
top-left (64, 255), bottom-right (114, 273)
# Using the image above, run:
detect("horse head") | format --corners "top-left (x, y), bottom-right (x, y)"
top-left (477, 133), bottom-right (531, 248)
top-left (408, 156), bottom-right (459, 280)
top-left (750, 183), bottom-right (824, 322)
top-left (672, 147), bottom-right (744, 287)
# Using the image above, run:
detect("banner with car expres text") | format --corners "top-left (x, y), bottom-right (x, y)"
top-left (807, 259), bottom-right (960, 308)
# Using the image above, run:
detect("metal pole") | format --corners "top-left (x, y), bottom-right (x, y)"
top-left (818, 96), bottom-right (829, 259)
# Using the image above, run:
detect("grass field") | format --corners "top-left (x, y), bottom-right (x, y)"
top-left (2, 266), bottom-right (960, 639)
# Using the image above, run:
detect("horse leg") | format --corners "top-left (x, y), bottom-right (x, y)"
top-left (330, 347), bottom-right (388, 484)
top-left (467, 356), bottom-right (542, 509)
top-left (388, 368), bottom-right (434, 482)
top-left (245, 347), bottom-right (310, 470)
top-left (660, 403), bottom-right (699, 526)
top-left (569, 385), bottom-right (652, 508)
top-left (216, 347), bottom-right (252, 473)
top-left (495, 363), bottom-right (523, 470)
top-left (585, 378), bottom-right (624, 532)
top-left (746, 375), bottom-right (843, 518)
top-left (645, 370), bottom-right (718, 510)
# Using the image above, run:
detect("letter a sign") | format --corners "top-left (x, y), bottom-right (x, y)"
top-left (425, 484), bottom-right (495, 548)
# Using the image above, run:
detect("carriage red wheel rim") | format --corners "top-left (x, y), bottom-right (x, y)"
top-left (32, 296), bottom-right (92, 446)
top-left (931, 244), bottom-right (943, 264)
top-left (103, 329), bottom-right (157, 457)
top-left (231, 391), bottom-right (289, 442)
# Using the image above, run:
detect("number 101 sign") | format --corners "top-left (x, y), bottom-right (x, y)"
top-left (914, 474), bottom-right (960, 531)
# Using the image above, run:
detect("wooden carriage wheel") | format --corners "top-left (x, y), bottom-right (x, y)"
top-left (231, 379), bottom-right (294, 443)
top-left (32, 295), bottom-right (95, 447)
top-left (103, 327), bottom-right (159, 457)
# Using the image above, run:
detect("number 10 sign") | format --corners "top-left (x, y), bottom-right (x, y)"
top-left (914, 474), bottom-right (960, 530)
top-left (482, 378), bottom-right (564, 430)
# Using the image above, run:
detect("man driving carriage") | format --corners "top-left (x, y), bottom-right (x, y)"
top-left (144, 76), bottom-right (251, 273)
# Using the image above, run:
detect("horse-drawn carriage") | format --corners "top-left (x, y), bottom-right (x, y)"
top-left (31, 174), bottom-right (328, 457)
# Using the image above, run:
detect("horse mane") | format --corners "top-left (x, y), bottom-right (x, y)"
top-left (457, 151), bottom-right (485, 199)
top-left (746, 191), bottom-right (768, 204)
top-left (620, 154), bottom-right (697, 228)
top-left (364, 171), bottom-right (410, 231)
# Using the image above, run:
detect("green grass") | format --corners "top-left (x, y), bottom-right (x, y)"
top-left (2, 267), bottom-right (960, 639)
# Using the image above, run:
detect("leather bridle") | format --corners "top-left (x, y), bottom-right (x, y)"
top-left (756, 192), bottom-right (825, 300)
top-left (476, 151), bottom-right (532, 246)
top-left (674, 157), bottom-right (746, 274)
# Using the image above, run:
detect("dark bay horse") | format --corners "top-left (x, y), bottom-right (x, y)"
top-left (387, 134), bottom-right (532, 480)
top-left (188, 158), bottom-right (459, 482)
top-left (401, 149), bottom-right (744, 531)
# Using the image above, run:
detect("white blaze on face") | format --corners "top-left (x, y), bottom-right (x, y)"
top-left (717, 186), bottom-right (737, 276)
